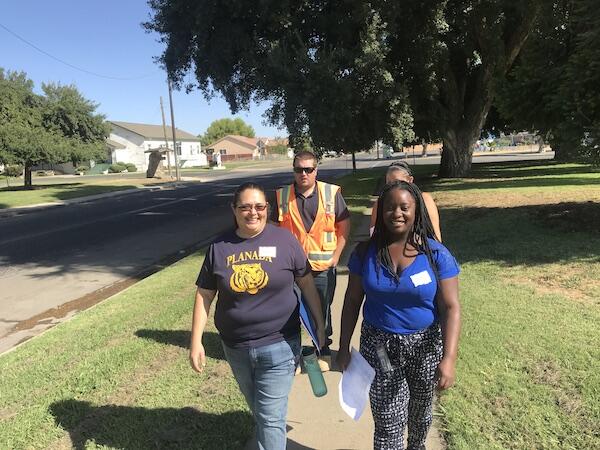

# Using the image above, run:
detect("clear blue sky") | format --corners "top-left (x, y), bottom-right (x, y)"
top-left (0, 0), bottom-right (285, 138)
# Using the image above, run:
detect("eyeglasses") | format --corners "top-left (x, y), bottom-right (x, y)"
top-left (293, 166), bottom-right (316, 174)
top-left (236, 203), bottom-right (268, 212)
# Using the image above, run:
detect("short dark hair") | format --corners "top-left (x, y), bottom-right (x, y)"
top-left (293, 151), bottom-right (317, 167)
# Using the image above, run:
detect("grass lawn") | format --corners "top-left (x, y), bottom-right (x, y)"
top-left (338, 160), bottom-right (600, 449)
top-left (1, 160), bottom-right (598, 449)
top-left (0, 251), bottom-right (252, 449)
top-left (0, 177), bottom-right (172, 209)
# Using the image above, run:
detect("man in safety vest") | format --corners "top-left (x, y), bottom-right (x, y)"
top-left (271, 151), bottom-right (351, 371)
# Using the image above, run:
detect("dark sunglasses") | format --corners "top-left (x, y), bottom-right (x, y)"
top-left (236, 203), bottom-right (268, 212)
top-left (293, 166), bottom-right (316, 174)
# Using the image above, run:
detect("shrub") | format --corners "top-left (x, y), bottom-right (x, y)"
top-left (125, 163), bottom-right (137, 173)
top-left (75, 166), bottom-right (88, 173)
top-left (3, 165), bottom-right (24, 177)
top-left (109, 162), bottom-right (127, 173)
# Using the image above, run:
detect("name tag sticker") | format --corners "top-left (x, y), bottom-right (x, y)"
top-left (259, 246), bottom-right (277, 258)
top-left (410, 271), bottom-right (432, 287)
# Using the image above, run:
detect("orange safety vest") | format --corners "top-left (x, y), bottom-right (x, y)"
top-left (276, 181), bottom-right (339, 271)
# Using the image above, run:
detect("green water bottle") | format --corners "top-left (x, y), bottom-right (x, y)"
top-left (301, 347), bottom-right (328, 397)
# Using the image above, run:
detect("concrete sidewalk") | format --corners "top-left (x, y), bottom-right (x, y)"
top-left (245, 213), bottom-right (446, 450)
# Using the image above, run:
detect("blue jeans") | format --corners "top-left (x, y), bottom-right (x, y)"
top-left (222, 335), bottom-right (301, 450)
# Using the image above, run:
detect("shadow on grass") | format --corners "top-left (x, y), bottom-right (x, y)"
top-left (432, 176), bottom-right (600, 192)
top-left (135, 329), bottom-right (225, 361)
top-left (344, 195), bottom-right (374, 210)
top-left (469, 160), bottom-right (598, 179)
top-left (49, 399), bottom-right (253, 450)
top-left (442, 202), bottom-right (600, 267)
top-left (0, 182), bottom-right (88, 192)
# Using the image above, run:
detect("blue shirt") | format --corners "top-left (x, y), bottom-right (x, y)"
top-left (348, 239), bottom-right (460, 334)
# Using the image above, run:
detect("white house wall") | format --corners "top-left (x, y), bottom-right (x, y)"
top-left (109, 126), bottom-right (207, 170)
top-left (144, 140), bottom-right (207, 168)
top-left (109, 127), bottom-right (147, 170)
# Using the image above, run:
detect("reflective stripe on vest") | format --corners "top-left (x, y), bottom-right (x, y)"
top-left (324, 183), bottom-right (334, 214)
top-left (308, 251), bottom-right (335, 261)
top-left (277, 185), bottom-right (292, 220)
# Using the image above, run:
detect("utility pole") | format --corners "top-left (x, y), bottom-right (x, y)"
top-left (159, 96), bottom-right (172, 178)
top-left (167, 77), bottom-right (181, 181)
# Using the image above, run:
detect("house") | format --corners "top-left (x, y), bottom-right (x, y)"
top-left (108, 121), bottom-right (207, 170)
top-left (205, 135), bottom-right (292, 161)
top-left (205, 135), bottom-right (260, 161)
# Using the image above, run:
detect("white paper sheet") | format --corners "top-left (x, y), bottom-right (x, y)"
top-left (338, 347), bottom-right (375, 421)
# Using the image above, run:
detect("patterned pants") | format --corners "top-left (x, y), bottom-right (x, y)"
top-left (360, 322), bottom-right (443, 450)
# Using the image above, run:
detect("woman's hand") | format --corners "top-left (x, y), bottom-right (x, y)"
top-left (436, 357), bottom-right (456, 390)
top-left (336, 347), bottom-right (351, 372)
top-left (189, 287), bottom-right (216, 373)
top-left (189, 341), bottom-right (206, 373)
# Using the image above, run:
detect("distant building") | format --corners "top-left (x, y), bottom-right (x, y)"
top-left (205, 135), bottom-right (291, 161)
top-left (108, 121), bottom-right (207, 170)
top-left (205, 135), bottom-right (260, 161)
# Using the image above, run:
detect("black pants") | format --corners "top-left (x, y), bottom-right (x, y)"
top-left (312, 267), bottom-right (336, 348)
top-left (360, 322), bottom-right (443, 450)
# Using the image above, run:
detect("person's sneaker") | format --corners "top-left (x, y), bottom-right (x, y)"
top-left (317, 354), bottom-right (331, 372)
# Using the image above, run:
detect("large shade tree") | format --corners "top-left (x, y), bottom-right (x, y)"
top-left (42, 83), bottom-right (110, 167)
top-left (146, 0), bottom-right (542, 176)
top-left (0, 69), bottom-right (108, 187)
top-left (495, 0), bottom-right (600, 164)
top-left (0, 70), bottom-right (62, 187)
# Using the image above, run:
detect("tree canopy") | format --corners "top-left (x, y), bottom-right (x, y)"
top-left (42, 83), bottom-right (110, 166)
top-left (0, 69), bottom-right (108, 187)
top-left (146, 0), bottom-right (551, 176)
top-left (494, 0), bottom-right (600, 164)
top-left (200, 117), bottom-right (255, 146)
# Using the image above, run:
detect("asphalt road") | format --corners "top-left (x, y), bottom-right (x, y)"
top-left (0, 151), bottom-right (554, 353)
top-left (0, 158), bottom-right (358, 353)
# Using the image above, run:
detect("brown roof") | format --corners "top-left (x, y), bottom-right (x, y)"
top-left (106, 138), bottom-right (125, 149)
top-left (206, 135), bottom-right (259, 150)
top-left (110, 121), bottom-right (200, 141)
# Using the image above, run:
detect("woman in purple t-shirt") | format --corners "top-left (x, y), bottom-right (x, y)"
top-left (190, 182), bottom-right (325, 450)
top-left (337, 181), bottom-right (461, 450)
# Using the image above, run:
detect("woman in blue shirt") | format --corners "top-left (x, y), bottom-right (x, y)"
top-left (337, 181), bottom-right (461, 450)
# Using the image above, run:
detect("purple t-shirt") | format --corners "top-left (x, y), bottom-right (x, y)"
top-left (196, 223), bottom-right (310, 348)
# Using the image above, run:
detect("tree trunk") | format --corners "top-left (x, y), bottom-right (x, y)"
top-left (538, 131), bottom-right (551, 153)
top-left (24, 164), bottom-right (33, 189)
top-left (352, 151), bottom-right (356, 172)
top-left (421, 141), bottom-right (428, 157)
top-left (439, 129), bottom-right (477, 177)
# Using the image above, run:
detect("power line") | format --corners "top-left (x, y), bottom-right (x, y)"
top-left (0, 22), bottom-right (159, 81)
